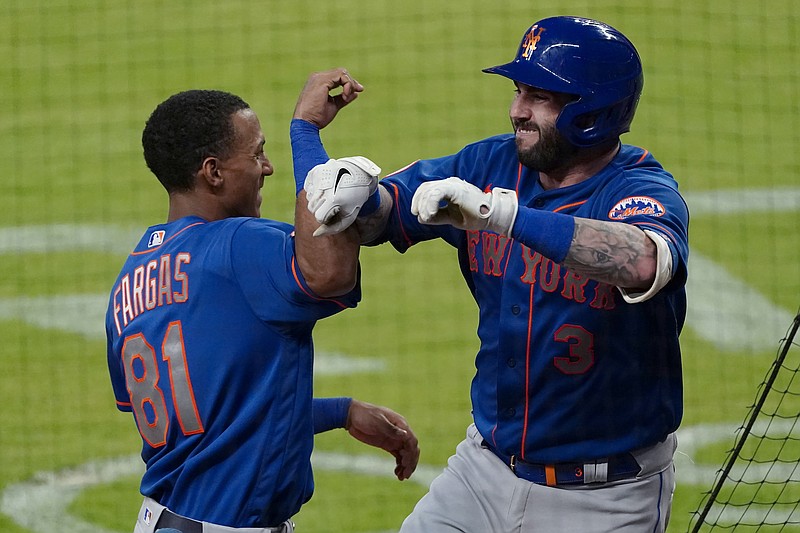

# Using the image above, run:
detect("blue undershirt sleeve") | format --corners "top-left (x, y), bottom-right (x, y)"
top-left (358, 187), bottom-right (381, 216)
top-left (312, 397), bottom-right (353, 433)
top-left (510, 207), bottom-right (575, 264)
top-left (290, 118), bottom-right (329, 195)
top-left (290, 118), bottom-right (382, 214)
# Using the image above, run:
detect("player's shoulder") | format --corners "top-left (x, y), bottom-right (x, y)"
top-left (161, 217), bottom-right (295, 256)
top-left (209, 216), bottom-right (293, 237)
top-left (204, 218), bottom-right (292, 259)
top-left (460, 133), bottom-right (516, 153)
top-left (602, 145), bottom-right (689, 220)
top-left (448, 133), bottom-right (518, 169)
top-left (384, 133), bottom-right (517, 183)
top-left (612, 144), bottom-right (680, 191)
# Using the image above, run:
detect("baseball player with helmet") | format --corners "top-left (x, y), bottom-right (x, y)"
top-left (105, 68), bottom-right (420, 533)
top-left (300, 16), bottom-right (689, 533)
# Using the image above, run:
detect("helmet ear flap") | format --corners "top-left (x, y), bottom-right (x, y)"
top-left (556, 82), bottom-right (642, 147)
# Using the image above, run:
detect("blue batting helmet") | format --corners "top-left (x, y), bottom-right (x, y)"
top-left (483, 16), bottom-right (643, 147)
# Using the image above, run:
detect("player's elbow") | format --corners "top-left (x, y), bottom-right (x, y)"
top-left (624, 258), bottom-right (658, 291)
top-left (620, 237), bottom-right (659, 291)
top-left (304, 263), bottom-right (359, 298)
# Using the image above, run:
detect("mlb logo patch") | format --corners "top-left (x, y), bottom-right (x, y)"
top-left (148, 230), bottom-right (165, 248)
top-left (143, 506), bottom-right (153, 525)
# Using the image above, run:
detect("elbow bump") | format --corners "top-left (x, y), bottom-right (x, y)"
top-left (309, 268), bottom-right (358, 298)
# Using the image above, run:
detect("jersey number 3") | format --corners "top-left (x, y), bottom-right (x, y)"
top-left (553, 324), bottom-right (595, 374)
top-left (121, 321), bottom-right (204, 447)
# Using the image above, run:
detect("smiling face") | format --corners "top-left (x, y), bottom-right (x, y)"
top-left (510, 82), bottom-right (578, 173)
top-left (214, 108), bottom-right (273, 218)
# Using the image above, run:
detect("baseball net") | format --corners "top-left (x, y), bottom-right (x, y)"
top-left (689, 306), bottom-right (800, 531)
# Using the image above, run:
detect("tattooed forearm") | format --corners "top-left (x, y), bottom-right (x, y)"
top-left (561, 218), bottom-right (657, 289)
top-left (354, 185), bottom-right (393, 244)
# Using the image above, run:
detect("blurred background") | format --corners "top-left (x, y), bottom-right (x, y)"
top-left (1, 1), bottom-right (799, 532)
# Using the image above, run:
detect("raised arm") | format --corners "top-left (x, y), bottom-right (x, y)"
top-left (294, 191), bottom-right (361, 297)
top-left (291, 69), bottom-right (364, 297)
top-left (353, 185), bottom-right (394, 244)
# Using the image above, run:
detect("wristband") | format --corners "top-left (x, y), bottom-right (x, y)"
top-left (312, 397), bottom-right (352, 433)
top-left (290, 119), bottom-right (329, 195)
top-left (358, 188), bottom-right (381, 217)
top-left (510, 207), bottom-right (574, 263)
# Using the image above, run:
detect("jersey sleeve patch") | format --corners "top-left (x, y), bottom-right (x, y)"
top-left (608, 196), bottom-right (666, 220)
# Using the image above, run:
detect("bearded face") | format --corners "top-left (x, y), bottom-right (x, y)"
top-left (513, 118), bottom-right (578, 173)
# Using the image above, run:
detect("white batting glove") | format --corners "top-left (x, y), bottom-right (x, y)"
top-left (411, 177), bottom-right (518, 235)
top-left (304, 156), bottom-right (381, 237)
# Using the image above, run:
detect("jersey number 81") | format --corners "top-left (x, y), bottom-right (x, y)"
top-left (121, 320), bottom-right (204, 447)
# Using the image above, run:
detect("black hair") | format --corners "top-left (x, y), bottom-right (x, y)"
top-left (142, 89), bottom-right (250, 192)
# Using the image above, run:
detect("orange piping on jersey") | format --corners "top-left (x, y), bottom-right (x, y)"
top-left (116, 399), bottom-right (132, 408)
top-left (635, 149), bottom-right (650, 164)
top-left (502, 237), bottom-right (515, 274)
top-left (520, 283), bottom-right (535, 460)
top-left (499, 165), bottom-right (526, 274)
top-left (554, 200), bottom-right (587, 213)
top-left (290, 257), bottom-right (348, 310)
top-left (383, 161), bottom-right (418, 248)
top-left (517, 163), bottom-right (533, 461)
top-left (131, 222), bottom-right (206, 256)
top-left (388, 182), bottom-right (414, 249)
top-left (545, 465), bottom-right (557, 486)
top-left (384, 159), bottom-right (420, 178)
top-left (632, 221), bottom-right (678, 245)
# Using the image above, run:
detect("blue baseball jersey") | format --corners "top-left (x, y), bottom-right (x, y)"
top-left (105, 215), bottom-right (359, 527)
top-left (376, 134), bottom-right (688, 463)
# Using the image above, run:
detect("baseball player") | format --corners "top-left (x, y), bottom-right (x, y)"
top-left (105, 69), bottom-right (419, 533)
top-left (300, 17), bottom-right (689, 533)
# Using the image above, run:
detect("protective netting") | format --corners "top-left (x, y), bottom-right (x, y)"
top-left (2, 2), bottom-right (799, 532)
top-left (691, 309), bottom-right (800, 532)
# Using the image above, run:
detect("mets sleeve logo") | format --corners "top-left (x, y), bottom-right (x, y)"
top-left (608, 196), bottom-right (666, 220)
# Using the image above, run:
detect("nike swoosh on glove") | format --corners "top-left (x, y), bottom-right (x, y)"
top-left (304, 156), bottom-right (381, 237)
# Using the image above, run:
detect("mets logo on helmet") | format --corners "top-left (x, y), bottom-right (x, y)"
top-left (521, 25), bottom-right (546, 60)
top-left (608, 196), bottom-right (666, 220)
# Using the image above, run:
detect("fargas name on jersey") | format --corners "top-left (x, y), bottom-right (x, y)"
top-left (111, 252), bottom-right (191, 335)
